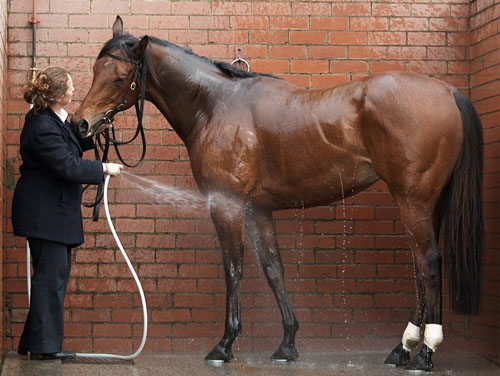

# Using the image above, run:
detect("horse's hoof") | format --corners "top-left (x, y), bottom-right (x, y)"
top-left (404, 345), bottom-right (433, 372)
top-left (384, 342), bottom-right (411, 367)
top-left (271, 345), bottom-right (299, 362)
top-left (205, 345), bottom-right (233, 363)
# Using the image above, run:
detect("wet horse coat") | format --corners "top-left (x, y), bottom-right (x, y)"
top-left (73, 17), bottom-right (483, 372)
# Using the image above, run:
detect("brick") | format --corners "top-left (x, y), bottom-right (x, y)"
top-left (428, 46), bottom-right (466, 60)
top-left (412, 4), bottom-right (450, 17)
top-left (310, 17), bottom-right (348, 31)
top-left (349, 46), bottom-right (387, 60)
top-left (231, 16), bottom-right (268, 30)
top-left (387, 46), bottom-right (427, 60)
top-left (211, 2), bottom-right (251, 15)
top-left (370, 60), bottom-right (408, 73)
top-left (169, 30), bottom-right (208, 45)
top-left (249, 30), bottom-right (287, 45)
top-left (90, 0), bottom-right (129, 15)
top-left (373, 4), bottom-right (411, 17)
top-left (253, 3), bottom-right (291, 16)
top-left (173, 324), bottom-right (212, 337)
top-left (409, 60), bottom-right (448, 75)
top-left (330, 61), bottom-right (367, 74)
top-left (69, 15), bottom-right (107, 28)
top-left (208, 30), bottom-right (247, 44)
top-left (329, 31), bottom-right (366, 45)
top-left (94, 294), bottom-right (133, 308)
top-left (172, 1), bottom-right (210, 15)
top-left (190, 16), bottom-right (229, 30)
top-left (292, 2), bottom-right (331, 16)
top-left (290, 31), bottom-right (327, 45)
top-left (332, 3), bottom-right (371, 16)
top-left (408, 32), bottom-right (447, 46)
top-left (150, 16), bottom-right (189, 30)
top-left (269, 45), bottom-right (307, 59)
top-left (93, 323), bottom-right (132, 338)
top-left (307, 46), bottom-right (347, 59)
top-left (251, 59), bottom-right (289, 74)
top-left (291, 60), bottom-right (329, 74)
top-left (130, 2), bottom-right (172, 15)
top-left (391, 17), bottom-right (429, 31)
top-left (270, 16), bottom-right (308, 30)
top-left (368, 32), bottom-right (407, 46)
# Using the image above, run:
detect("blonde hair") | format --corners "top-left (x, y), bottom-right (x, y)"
top-left (23, 67), bottom-right (70, 113)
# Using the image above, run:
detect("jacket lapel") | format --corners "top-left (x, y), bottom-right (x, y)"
top-left (47, 108), bottom-right (83, 153)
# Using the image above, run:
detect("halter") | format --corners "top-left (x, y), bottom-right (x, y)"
top-left (83, 51), bottom-right (149, 220)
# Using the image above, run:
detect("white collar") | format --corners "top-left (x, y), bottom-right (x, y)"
top-left (54, 108), bottom-right (68, 124)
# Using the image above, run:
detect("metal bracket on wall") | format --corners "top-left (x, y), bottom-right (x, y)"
top-left (231, 47), bottom-right (250, 72)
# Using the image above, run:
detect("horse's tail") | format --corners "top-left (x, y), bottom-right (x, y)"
top-left (442, 90), bottom-right (484, 315)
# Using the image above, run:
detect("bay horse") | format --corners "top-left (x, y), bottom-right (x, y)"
top-left (73, 16), bottom-right (484, 372)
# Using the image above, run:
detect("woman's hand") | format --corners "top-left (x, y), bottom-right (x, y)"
top-left (102, 163), bottom-right (123, 176)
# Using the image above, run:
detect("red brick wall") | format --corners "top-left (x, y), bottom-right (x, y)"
top-left (0, 0), bottom-right (7, 356)
top-left (469, 0), bottom-right (500, 362)
top-left (4, 0), bottom-right (496, 357)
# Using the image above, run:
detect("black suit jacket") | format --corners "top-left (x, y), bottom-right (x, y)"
top-left (12, 108), bottom-right (104, 246)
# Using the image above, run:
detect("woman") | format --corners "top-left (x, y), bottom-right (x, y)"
top-left (12, 67), bottom-right (123, 360)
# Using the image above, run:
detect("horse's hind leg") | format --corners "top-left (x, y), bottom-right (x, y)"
top-left (385, 199), bottom-right (445, 368)
top-left (246, 205), bottom-right (299, 361)
top-left (386, 196), bottom-right (444, 372)
top-left (384, 262), bottom-right (425, 367)
top-left (205, 196), bottom-right (246, 362)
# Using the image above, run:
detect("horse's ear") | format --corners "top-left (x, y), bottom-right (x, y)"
top-left (112, 15), bottom-right (123, 37)
top-left (131, 35), bottom-right (150, 58)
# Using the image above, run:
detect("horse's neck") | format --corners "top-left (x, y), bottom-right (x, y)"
top-left (146, 44), bottom-right (225, 143)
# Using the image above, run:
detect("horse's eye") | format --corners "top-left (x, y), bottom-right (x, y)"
top-left (113, 76), bottom-right (127, 83)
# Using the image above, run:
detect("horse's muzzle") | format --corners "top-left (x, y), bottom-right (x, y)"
top-left (74, 119), bottom-right (90, 138)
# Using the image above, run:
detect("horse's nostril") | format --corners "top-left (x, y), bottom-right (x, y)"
top-left (76, 119), bottom-right (89, 135)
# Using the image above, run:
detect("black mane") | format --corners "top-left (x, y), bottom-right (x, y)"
top-left (98, 34), bottom-right (279, 80)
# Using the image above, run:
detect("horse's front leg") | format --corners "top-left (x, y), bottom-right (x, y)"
top-left (246, 205), bottom-right (299, 361)
top-left (205, 195), bottom-right (246, 362)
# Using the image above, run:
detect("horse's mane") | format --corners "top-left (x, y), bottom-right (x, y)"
top-left (98, 34), bottom-right (279, 80)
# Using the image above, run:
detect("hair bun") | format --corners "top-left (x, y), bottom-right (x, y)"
top-left (23, 82), bottom-right (37, 104)
top-left (22, 66), bottom-right (70, 112)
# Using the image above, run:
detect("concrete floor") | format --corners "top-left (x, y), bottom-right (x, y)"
top-left (1, 351), bottom-right (498, 376)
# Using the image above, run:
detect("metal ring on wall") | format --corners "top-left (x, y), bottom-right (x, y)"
top-left (231, 57), bottom-right (250, 72)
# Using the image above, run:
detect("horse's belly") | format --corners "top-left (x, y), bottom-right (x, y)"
top-left (251, 159), bottom-right (379, 210)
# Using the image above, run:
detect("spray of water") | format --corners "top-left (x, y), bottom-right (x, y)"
top-left (120, 171), bottom-right (207, 208)
top-left (120, 171), bottom-right (244, 221)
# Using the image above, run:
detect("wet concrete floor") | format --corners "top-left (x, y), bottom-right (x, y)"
top-left (1, 351), bottom-right (498, 375)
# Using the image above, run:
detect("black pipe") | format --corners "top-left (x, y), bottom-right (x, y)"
top-left (29, 2), bottom-right (40, 81)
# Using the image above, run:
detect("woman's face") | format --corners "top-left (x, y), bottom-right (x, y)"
top-left (57, 74), bottom-right (74, 107)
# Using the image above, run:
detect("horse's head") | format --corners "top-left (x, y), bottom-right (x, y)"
top-left (72, 16), bottom-right (149, 138)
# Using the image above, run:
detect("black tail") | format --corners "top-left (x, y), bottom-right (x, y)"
top-left (442, 91), bottom-right (484, 315)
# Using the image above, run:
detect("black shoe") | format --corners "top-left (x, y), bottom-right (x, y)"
top-left (17, 345), bottom-right (29, 356)
top-left (30, 351), bottom-right (76, 360)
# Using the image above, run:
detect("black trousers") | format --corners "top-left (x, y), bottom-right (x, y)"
top-left (19, 238), bottom-right (72, 353)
